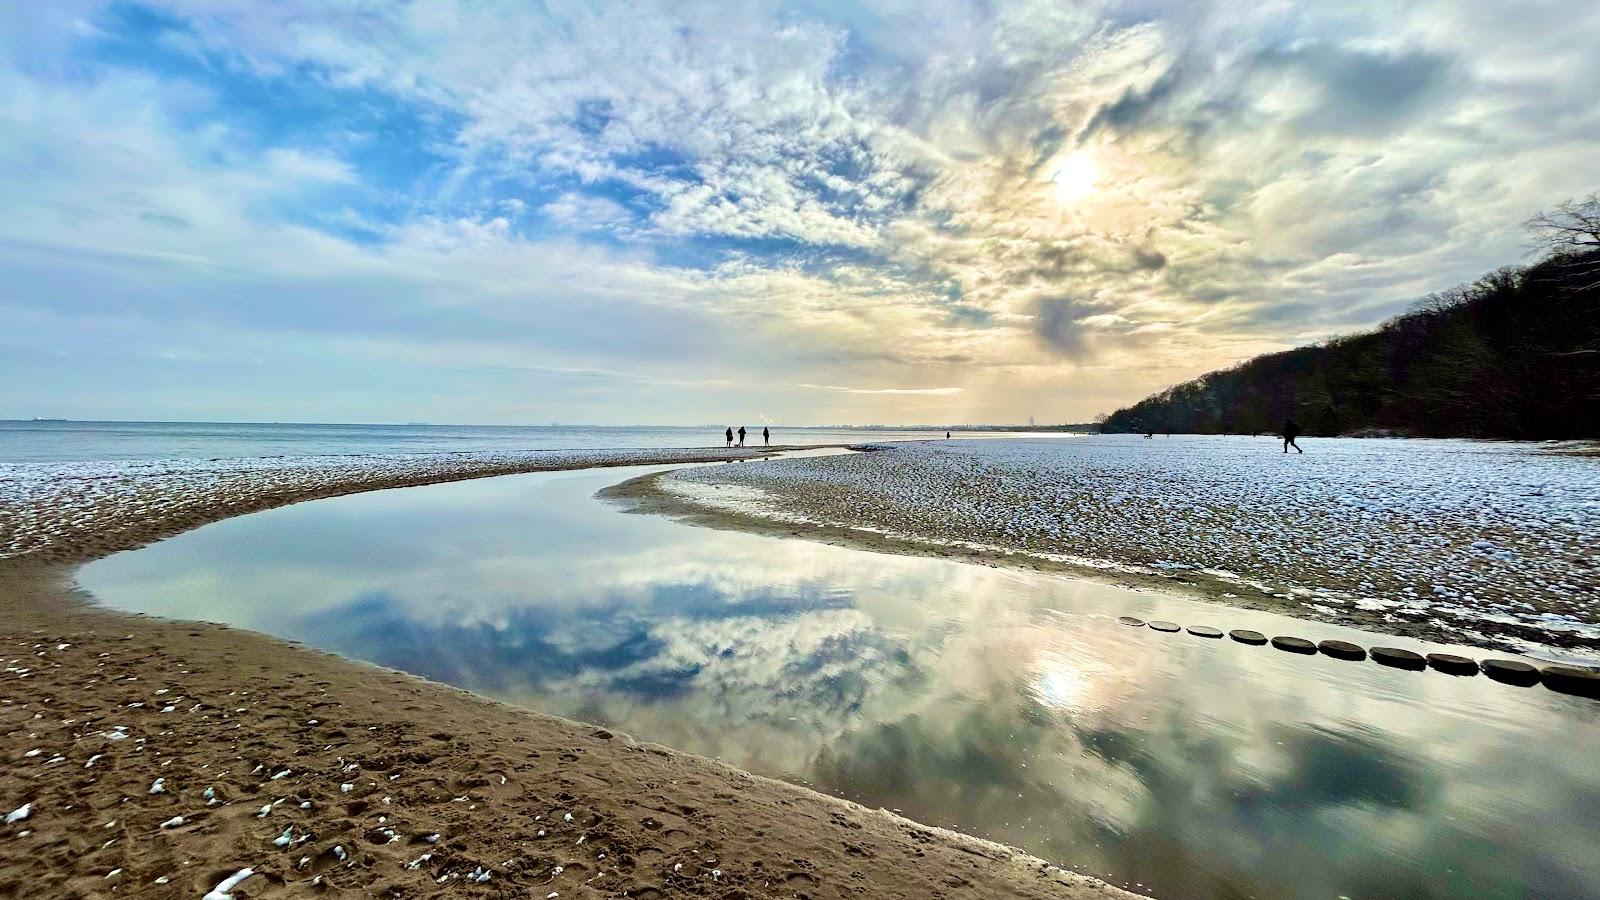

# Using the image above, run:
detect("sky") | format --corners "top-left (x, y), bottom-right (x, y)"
top-left (3, 1), bottom-right (1598, 426)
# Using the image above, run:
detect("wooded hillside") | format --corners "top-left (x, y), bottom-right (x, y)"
top-left (1100, 195), bottom-right (1600, 439)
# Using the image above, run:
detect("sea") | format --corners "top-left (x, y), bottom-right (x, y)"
top-left (0, 420), bottom-right (1057, 465)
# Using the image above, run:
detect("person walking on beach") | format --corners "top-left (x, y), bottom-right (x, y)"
top-left (725, 427), bottom-right (733, 448)
top-left (763, 426), bottom-right (770, 446)
top-left (737, 425), bottom-right (746, 447)
top-left (1282, 419), bottom-right (1303, 454)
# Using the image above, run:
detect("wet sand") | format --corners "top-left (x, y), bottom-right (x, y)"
top-left (0, 450), bottom-right (1138, 899)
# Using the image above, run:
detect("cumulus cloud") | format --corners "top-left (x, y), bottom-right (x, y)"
top-left (3, 0), bottom-right (1599, 423)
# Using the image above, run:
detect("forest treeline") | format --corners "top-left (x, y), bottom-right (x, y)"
top-left (1100, 194), bottom-right (1600, 439)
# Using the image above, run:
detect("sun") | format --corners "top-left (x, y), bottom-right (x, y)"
top-left (1050, 151), bottom-right (1100, 205)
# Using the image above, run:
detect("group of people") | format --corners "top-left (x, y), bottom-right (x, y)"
top-left (724, 425), bottom-right (769, 447)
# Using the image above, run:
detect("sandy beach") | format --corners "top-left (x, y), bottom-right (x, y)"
top-left (0, 448), bottom-right (1139, 899)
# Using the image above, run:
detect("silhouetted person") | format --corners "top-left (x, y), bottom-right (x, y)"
top-left (945, 431), bottom-right (951, 439)
top-left (737, 425), bottom-right (746, 447)
top-left (725, 427), bottom-right (733, 448)
top-left (1283, 419), bottom-right (1303, 454)
top-left (762, 426), bottom-right (770, 446)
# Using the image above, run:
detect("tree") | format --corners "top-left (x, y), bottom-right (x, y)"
top-left (1526, 191), bottom-right (1600, 290)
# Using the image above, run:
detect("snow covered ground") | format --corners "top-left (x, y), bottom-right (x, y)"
top-left (0, 447), bottom-right (770, 560)
top-left (666, 436), bottom-right (1600, 657)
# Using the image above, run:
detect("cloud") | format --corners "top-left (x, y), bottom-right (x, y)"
top-left (793, 384), bottom-right (963, 396)
top-left (3, 0), bottom-right (1600, 423)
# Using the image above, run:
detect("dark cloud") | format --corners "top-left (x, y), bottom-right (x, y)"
top-left (1032, 295), bottom-right (1096, 359)
top-left (1131, 246), bottom-right (1167, 271)
top-left (1252, 44), bottom-right (1453, 136)
top-left (1083, 60), bottom-right (1186, 139)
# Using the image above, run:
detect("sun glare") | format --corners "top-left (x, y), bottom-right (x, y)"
top-left (1051, 151), bottom-right (1100, 205)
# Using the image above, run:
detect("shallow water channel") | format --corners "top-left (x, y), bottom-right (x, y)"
top-left (80, 462), bottom-right (1600, 899)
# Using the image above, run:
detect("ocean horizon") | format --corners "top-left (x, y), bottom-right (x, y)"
top-left (0, 419), bottom-right (1078, 465)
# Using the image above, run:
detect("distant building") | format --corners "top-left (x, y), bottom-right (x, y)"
top-left (1028, 417), bottom-right (1035, 427)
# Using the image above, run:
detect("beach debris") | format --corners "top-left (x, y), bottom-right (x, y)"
top-left (106, 728), bottom-right (129, 741)
top-left (256, 804), bottom-right (272, 817)
top-left (271, 769), bottom-right (292, 780)
top-left (468, 866), bottom-right (492, 883)
top-left (1542, 664), bottom-right (1600, 698)
top-left (1370, 647), bottom-right (1426, 670)
top-left (5, 803), bottom-right (31, 824)
top-left (22, 749), bottom-right (41, 758)
top-left (1318, 639), bottom-right (1367, 661)
top-left (406, 852), bottom-right (433, 869)
top-left (273, 826), bottom-right (294, 848)
top-left (149, 778), bottom-right (166, 795)
top-left (1425, 653), bottom-right (1478, 676)
top-left (202, 868), bottom-right (254, 900)
top-left (159, 815), bottom-right (185, 829)
top-left (203, 786), bottom-right (217, 804)
top-left (1481, 658), bottom-right (1541, 686)
top-left (421, 832), bottom-right (440, 844)
top-left (333, 845), bottom-right (347, 861)
top-left (85, 754), bottom-right (102, 768)
top-left (340, 783), bottom-right (354, 793)
top-left (1270, 636), bottom-right (1317, 654)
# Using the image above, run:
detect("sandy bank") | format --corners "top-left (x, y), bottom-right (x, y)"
top-left (0, 452), bottom-right (1141, 899)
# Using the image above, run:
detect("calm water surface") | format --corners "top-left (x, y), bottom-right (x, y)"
top-left (80, 464), bottom-right (1600, 899)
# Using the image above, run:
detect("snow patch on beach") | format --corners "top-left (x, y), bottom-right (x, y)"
top-left (670, 436), bottom-right (1600, 655)
top-left (0, 447), bottom-right (774, 559)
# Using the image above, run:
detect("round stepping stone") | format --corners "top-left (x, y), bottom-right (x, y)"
top-left (1116, 616), bottom-right (1145, 627)
top-left (1480, 658), bottom-right (1540, 687)
top-left (1186, 625), bottom-right (1223, 638)
top-left (1318, 640), bottom-right (1367, 661)
top-left (1425, 653), bottom-right (1478, 676)
top-left (1149, 621), bottom-right (1181, 633)
top-left (1370, 647), bottom-right (1426, 671)
top-left (1271, 636), bottom-right (1317, 654)
top-left (1229, 629), bottom-right (1268, 645)
top-left (1541, 665), bottom-right (1600, 699)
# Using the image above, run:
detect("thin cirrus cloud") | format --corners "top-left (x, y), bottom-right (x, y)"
top-left (2, 0), bottom-right (1598, 425)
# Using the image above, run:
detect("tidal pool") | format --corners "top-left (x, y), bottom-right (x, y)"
top-left (80, 463), bottom-right (1600, 899)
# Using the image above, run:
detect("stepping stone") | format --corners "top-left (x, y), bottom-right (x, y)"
top-left (1270, 636), bottom-right (1317, 654)
top-left (1116, 616), bottom-right (1145, 627)
top-left (1229, 629), bottom-right (1267, 645)
top-left (1539, 665), bottom-right (1600, 698)
top-left (1318, 640), bottom-right (1367, 661)
top-left (1186, 625), bottom-right (1223, 638)
top-left (1480, 658), bottom-right (1540, 687)
top-left (1425, 653), bottom-right (1478, 676)
top-left (1149, 621), bottom-right (1181, 633)
top-left (1369, 647), bottom-right (1426, 671)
